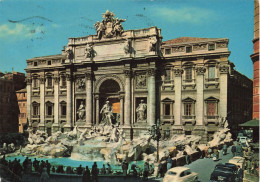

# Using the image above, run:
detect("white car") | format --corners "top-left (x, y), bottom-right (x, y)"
top-left (163, 167), bottom-right (199, 182)
top-left (228, 156), bottom-right (245, 168)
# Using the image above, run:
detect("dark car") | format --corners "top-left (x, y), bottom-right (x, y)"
top-left (210, 163), bottom-right (238, 182)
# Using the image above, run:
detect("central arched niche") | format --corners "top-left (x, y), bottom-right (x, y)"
top-left (99, 79), bottom-right (121, 125)
top-left (99, 79), bottom-right (120, 94)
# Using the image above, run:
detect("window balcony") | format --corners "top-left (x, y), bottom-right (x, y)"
top-left (32, 115), bottom-right (40, 119)
top-left (204, 115), bottom-right (219, 125)
top-left (182, 79), bottom-right (196, 89)
top-left (182, 115), bottom-right (196, 125)
top-left (46, 115), bottom-right (54, 118)
top-left (205, 78), bottom-right (219, 88)
top-left (161, 115), bottom-right (174, 125)
top-left (162, 79), bottom-right (174, 90)
top-left (60, 115), bottom-right (66, 118)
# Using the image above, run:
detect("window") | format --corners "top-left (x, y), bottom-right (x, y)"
top-left (186, 46), bottom-right (192, 53)
top-left (165, 69), bottom-right (171, 81)
top-left (183, 97), bottom-right (195, 116)
top-left (47, 77), bottom-right (52, 87)
top-left (165, 49), bottom-right (171, 55)
top-left (47, 60), bottom-right (51, 65)
top-left (46, 102), bottom-right (53, 116)
top-left (184, 103), bottom-right (192, 116)
top-left (61, 76), bottom-right (66, 87)
top-left (61, 105), bottom-right (66, 116)
top-left (33, 78), bottom-right (38, 88)
top-left (208, 66), bottom-right (215, 79)
top-left (185, 68), bottom-right (192, 81)
top-left (165, 104), bottom-right (171, 115)
top-left (208, 44), bottom-right (215, 51)
top-left (205, 97), bottom-right (219, 118)
top-left (34, 62), bottom-right (38, 66)
top-left (32, 103), bottom-right (39, 116)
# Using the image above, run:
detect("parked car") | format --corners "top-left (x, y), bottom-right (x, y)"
top-left (163, 167), bottom-right (198, 182)
top-left (210, 163), bottom-right (238, 182)
top-left (229, 156), bottom-right (245, 169)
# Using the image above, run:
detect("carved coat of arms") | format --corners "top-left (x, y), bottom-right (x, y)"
top-left (94, 10), bottom-right (126, 40)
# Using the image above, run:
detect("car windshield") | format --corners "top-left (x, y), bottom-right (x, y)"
top-left (215, 166), bottom-right (234, 173)
top-left (168, 171), bottom-right (177, 175)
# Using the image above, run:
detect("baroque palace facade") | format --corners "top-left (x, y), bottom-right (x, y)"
top-left (25, 11), bottom-right (252, 142)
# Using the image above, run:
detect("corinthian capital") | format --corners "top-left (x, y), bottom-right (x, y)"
top-left (124, 70), bottom-right (131, 78)
top-left (173, 68), bottom-right (183, 77)
top-left (39, 77), bottom-right (45, 84)
top-left (195, 66), bottom-right (206, 75)
top-left (147, 68), bottom-right (156, 76)
top-left (219, 65), bottom-right (229, 74)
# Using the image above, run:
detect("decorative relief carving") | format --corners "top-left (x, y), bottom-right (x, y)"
top-left (195, 67), bottom-right (206, 75)
top-left (124, 70), bottom-right (131, 78)
top-left (39, 77), bottom-right (45, 84)
top-left (85, 72), bottom-right (92, 80)
top-left (173, 68), bottom-right (183, 77)
top-left (147, 68), bottom-right (156, 76)
top-left (26, 77), bottom-right (32, 85)
top-left (66, 74), bottom-right (72, 81)
top-left (216, 42), bottom-right (228, 48)
top-left (85, 44), bottom-right (95, 59)
top-left (124, 39), bottom-right (132, 54)
top-left (136, 74), bottom-right (147, 89)
top-left (65, 47), bottom-right (73, 60)
top-left (76, 77), bottom-right (85, 90)
top-left (38, 60), bottom-right (46, 65)
top-left (172, 46), bottom-right (185, 52)
top-left (219, 65), bottom-right (229, 74)
top-left (28, 61), bottom-right (33, 66)
top-left (53, 76), bottom-right (59, 83)
top-left (94, 10), bottom-right (126, 40)
top-left (149, 37), bottom-right (157, 52)
top-left (193, 44), bottom-right (206, 51)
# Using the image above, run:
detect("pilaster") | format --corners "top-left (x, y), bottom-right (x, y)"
top-left (195, 66), bottom-right (206, 126)
top-left (85, 72), bottom-right (92, 126)
top-left (26, 77), bottom-right (32, 126)
top-left (95, 95), bottom-right (100, 125)
top-left (53, 75), bottom-right (59, 129)
top-left (147, 68), bottom-right (156, 126)
top-left (39, 76), bottom-right (45, 128)
top-left (65, 74), bottom-right (72, 129)
top-left (173, 68), bottom-right (183, 126)
top-left (124, 70), bottom-right (131, 126)
top-left (219, 64), bottom-right (229, 119)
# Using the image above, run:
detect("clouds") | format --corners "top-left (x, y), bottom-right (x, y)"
top-left (0, 24), bottom-right (32, 40)
top-left (152, 6), bottom-right (217, 24)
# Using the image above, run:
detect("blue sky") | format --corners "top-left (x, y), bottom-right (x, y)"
top-left (0, 0), bottom-right (254, 78)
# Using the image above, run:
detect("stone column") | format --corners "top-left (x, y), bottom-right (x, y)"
top-left (95, 95), bottom-right (100, 125)
top-left (26, 77), bottom-right (32, 126)
top-left (53, 76), bottom-right (59, 129)
top-left (124, 70), bottom-right (131, 126)
top-left (39, 76), bottom-right (45, 127)
top-left (85, 73), bottom-right (92, 126)
top-left (173, 68), bottom-right (183, 126)
top-left (195, 66), bottom-right (206, 125)
top-left (119, 95), bottom-right (124, 125)
top-left (219, 64), bottom-right (229, 119)
top-left (147, 68), bottom-right (156, 126)
top-left (65, 74), bottom-right (72, 128)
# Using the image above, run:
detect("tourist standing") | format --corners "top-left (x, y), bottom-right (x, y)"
top-left (156, 160), bottom-right (163, 178)
top-left (167, 156), bottom-right (172, 170)
top-left (107, 163), bottom-right (112, 174)
top-left (91, 162), bottom-right (99, 182)
top-left (77, 164), bottom-right (84, 175)
top-left (122, 159), bottom-right (128, 176)
top-left (82, 166), bottom-right (91, 182)
top-left (183, 151), bottom-right (189, 165)
top-left (131, 161), bottom-right (138, 177)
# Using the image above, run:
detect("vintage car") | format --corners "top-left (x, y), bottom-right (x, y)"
top-left (229, 156), bottom-right (245, 168)
top-left (210, 163), bottom-right (238, 182)
top-left (163, 167), bottom-right (198, 182)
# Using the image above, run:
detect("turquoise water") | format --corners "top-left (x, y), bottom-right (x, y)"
top-left (5, 156), bottom-right (144, 170)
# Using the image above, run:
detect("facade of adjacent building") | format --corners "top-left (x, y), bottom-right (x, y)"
top-left (25, 11), bottom-right (252, 141)
top-left (251, 0), bottom-right (259, 120)
top-left (0, 72), bottom-right (26, 133)
top-left (16, 88), bottom-right (27, 133)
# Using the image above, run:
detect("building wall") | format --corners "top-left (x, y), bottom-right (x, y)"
top-left (0, 72), bottom-right (25, 133)
top-left (25, 22), bottom-right (252, 142)
top-left (16, 89), bottom-right (27, 133)
top-left (251, 0), bottom-right (259, 120)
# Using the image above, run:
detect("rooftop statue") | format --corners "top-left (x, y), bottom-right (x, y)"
top-left (94, 10), bottom-right (126, 40)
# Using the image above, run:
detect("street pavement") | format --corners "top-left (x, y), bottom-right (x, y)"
top-left (184, 146), bottom-right (233, 182)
